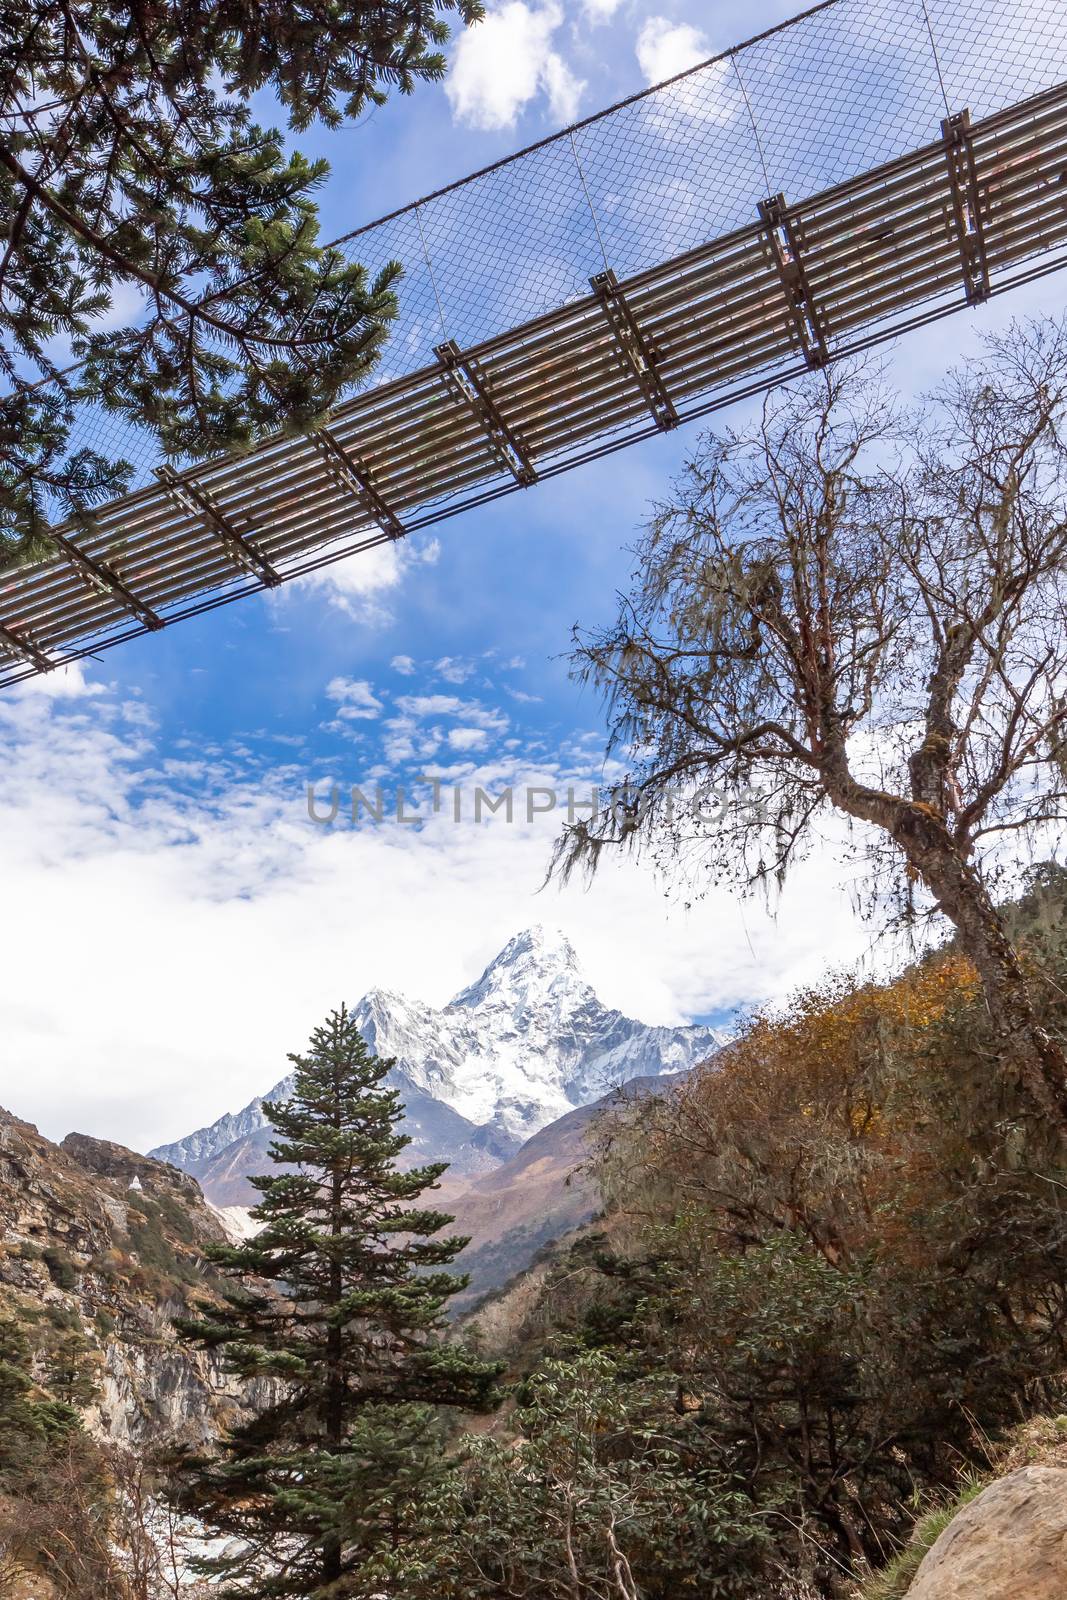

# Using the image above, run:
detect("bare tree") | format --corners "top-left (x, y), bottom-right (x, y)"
top-left (0, 1440), bottom-right (212, 1600)
top-left (108, 1447), bottom-right (213, 1600)
top-left (555, 320), bottom-right (1067, 1120)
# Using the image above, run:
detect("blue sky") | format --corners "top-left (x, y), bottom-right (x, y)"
top-left (3, 0), bottom-right (1066, 1153)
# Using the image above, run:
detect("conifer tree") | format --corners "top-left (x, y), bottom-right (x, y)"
top-left (1, 3), bottom-right (481, 561)
top-left (0, 1314), bottom-right (81, 1487)
top-left (176, 1005), bottom-right (500, 1599)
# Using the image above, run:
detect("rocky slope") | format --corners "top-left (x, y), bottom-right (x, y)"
top-left (442, 1073), bottom-right (674, 1310)
top-left (151, 925), bottom-right (722, 1206)
top-left (0, 1107), bottom-right (265, 1446)
top-left (444, 1098), bottom-right (602, 1310)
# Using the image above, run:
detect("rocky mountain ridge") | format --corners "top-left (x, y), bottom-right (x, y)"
top-left (0, 1107), bottom-right (269, 1447)
top-left (445, 1073), bottom-right (672, 1311)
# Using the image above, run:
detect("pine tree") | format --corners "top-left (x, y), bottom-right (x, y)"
top-left (0, 1314), bottom-right (82, 1489)
top-left (175, 1004), bottom-right (500, 1599)
top-left (1, 2), bottom-right (481, 560)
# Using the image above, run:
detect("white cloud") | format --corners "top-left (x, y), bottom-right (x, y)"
top-left (0, 683), bottom-right (886, 1155)
top-left (399, 693), bottom-right (464, 717)
top-left (635, 17), bottom-right (709, 83)
top-left (391, 655), bottom-right (417, 676)
top-left (447, 2), bottom-right (585, 131)
top-left (291, 538), bottom-right (440, 626)
top-left (325, 677), bottom-right (383, 720)
top-left (10, 663), bottom-right (104, 701)
top-left (632, 22), bottom-right (737, 141)
top-left (383, 693), bottom-right (511, 765)
top-left (581, 0), bottom-right (625, 23)
top-left (449, 727), bottom-right (489, 751)
top-left (395, 696), bottom-right (509, 736)
top-left (435, 656), bottom-right (475, 684)
top-left (382, 713), bottom-right (446, 764)
top-left (541, 53), bottom-right (584, 123)
top-left (86, 279), bottom-right (147, 335)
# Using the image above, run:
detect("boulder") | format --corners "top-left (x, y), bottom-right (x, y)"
top-left (907, 1465), bottom-right (1067, 1599)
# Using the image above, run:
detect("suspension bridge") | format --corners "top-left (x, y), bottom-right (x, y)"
top-left (2, 0), bottom-right (1067, 685)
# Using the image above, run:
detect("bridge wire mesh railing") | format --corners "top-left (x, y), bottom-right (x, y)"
top-left (28, 0), bottom-right (1066, 494)
top-left (42, 0), bottom-right (1062, 486)
top-left (2, 0), bottom-right (1067, 679)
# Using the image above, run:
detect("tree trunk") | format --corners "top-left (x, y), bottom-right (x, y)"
top-left (823, 755), bottom-right (1067, 1122)
top-left (323, 1159), bottom-right (345, 1588)
top-left (899, 825), bottom-right (1067, 1122)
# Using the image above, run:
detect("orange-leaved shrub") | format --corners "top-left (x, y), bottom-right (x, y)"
top-left (555, 876), bottom-right (1067, 1593)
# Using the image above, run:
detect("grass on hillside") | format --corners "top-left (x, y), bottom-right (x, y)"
top-left (854, 1409), bottom-right (1067, 1599)
top-left (852, 1479), bottom-right (985, 1600)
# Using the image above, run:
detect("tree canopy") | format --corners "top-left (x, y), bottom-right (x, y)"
top-left (556, 319), bottom-right (1067, 1120)
top-left (0, 1), bottom-right (480, 564)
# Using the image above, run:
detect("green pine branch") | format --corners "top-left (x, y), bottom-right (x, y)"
top-left (0, 0), bottom-right (483, 563)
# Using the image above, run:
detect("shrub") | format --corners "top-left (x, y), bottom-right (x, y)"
top-left (556, 872), bottom-right (1067, 1591)
top-left (405, 1351), bottom-right (769, 1599)
top-left (41, 1246), bottom-right (78, 1291)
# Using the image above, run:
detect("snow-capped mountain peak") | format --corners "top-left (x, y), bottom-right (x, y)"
top-left (448, 925), bottom-right (591, 1015)
top-left (150, 927), bottom-right (723, 1191)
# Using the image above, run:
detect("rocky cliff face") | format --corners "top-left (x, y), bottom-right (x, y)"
top-left (0, 1108), bottom-right (263, 1447)
top-left (151, 925), bottom-right (722, 1206)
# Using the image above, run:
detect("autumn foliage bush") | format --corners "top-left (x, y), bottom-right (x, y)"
top-left (533, 872), bottom-right (1067, 1594)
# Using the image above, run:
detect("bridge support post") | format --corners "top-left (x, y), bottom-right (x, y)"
top-left (435, 340), bottom-right (537, 486)
top-left (759, 194), bottom-right (829, 369)
top-left (51, 523), bottom-right (163, 631)
top-left (942, 109), bottom-right (991, 305)
top-left (311, 429), bottom-right (405, 539)
top-left (157, 467), bottom-right (280, 588)
top-left (590, 269), bottom-right (678, 431)
top-left (0, 622), bottom-right (53, 672)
